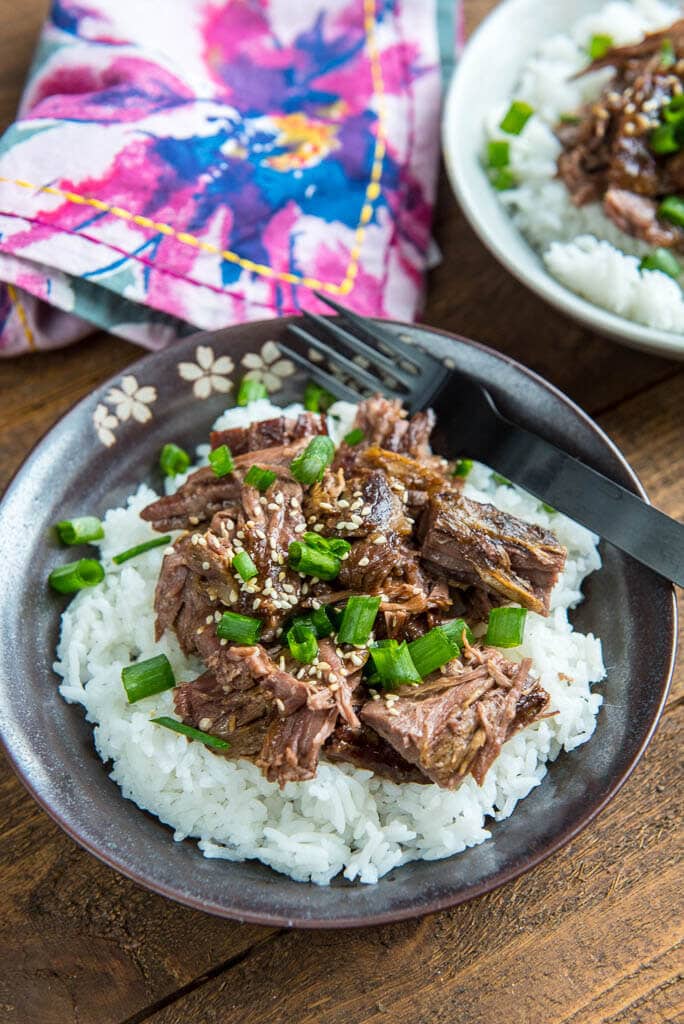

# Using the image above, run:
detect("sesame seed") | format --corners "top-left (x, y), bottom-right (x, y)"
top-left (372, 692), bottom-right (381, 701)
top-left (275, 492), bottom-right (284, 506)
top-left (294, 523), bottom-right (306, 533)
top-left (328, 672), bottom-right (338, 683)
top-left (220, 638), bottom-right (227, 646)
top-left (205, 615), bottom-right (213, 624)
top-left (335, 521), bottom-right (346, 529)
top-left (191, 534), bottom-right (199, 546)
top-left (246, 520), bottom-right (255, 529)
top-left (229, 589), bottom-right (238, 603)
top-left (202, 561), bottom-right (210, 570)
top-left (189, 516), bottom-right (200, 525)
top-left (283, 583), bottom-right (295, 594)
top-left (278, 656), bottom-right (285, 670)
top-left (214, 610), bottom-right (222, 622)
top-left (350, 514), bottom-right (363, 526)
top-left (362, 504), bottom-right (372, 515)
top-left (329, 682), bottom-right (339, 692)
top-left (338, 499), bottom-right (350, 508)
top-left (267, 502), bottom-right (278, 511)
top-left (313, 524), bottom-right (324, 532)
top-left (163, 546), bottom-right (175, 556)
top-left (260, 497), bottom-right (267, 507)
top-left (387, 708), bottom-right (400, 717)
top-left (308, 516), bottom-right (317, 524)
top-left (275, 697), bottom-right (285, 713)
top-left (237, 531), bottom-right (245, 539)
top-left (198, 717), bottom-right (212, 731)
top-left (358, 556), bottom-right (370, 567)
top-left (253, 598), bottom-right (261, 609)
top-left (256, 529), bottom-right (266, 540)
top-left (318, 661), bottom-right (331, 671)
top-left (373, 535), bottom-right (387, 544)
top-left (278, 571), bottom-right (286, 581)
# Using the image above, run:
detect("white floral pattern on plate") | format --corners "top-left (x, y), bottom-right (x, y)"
top-left (105, 375), bottom-right (157, 423)
top-left (178, 345), bottom-right (235, 399)
top-left (93, 403), bottom-right (119, 448)
top-left (241, 340), bottom-right (294, 392)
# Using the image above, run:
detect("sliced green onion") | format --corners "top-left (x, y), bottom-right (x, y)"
top-left (658, 195), bottom-right (684, 227)
top-left (337, 595), bottom-right (381, 645)
top-left (492, 472), bottom-right (512, 487)
top-left (640, 248), bottom-right (682, 279)
top-left (541, 502), bottom-right (556, 515)
top-left (369, 640), bottom-right (420, 687)
top-left (587, 33), bottom-right (613, 60)
top-left (152, 716), bottom-right (229, 750)
top-left (441, 618), bottom-right (475, 649)
top-left (499, 100), bottom-right (534, 135)
top-left (452, 458), bottom-right (473, 478)
top-left (49, 558), bottom-right (105, 594)
top-left (650, 122), bottom-right (681, 155)
top-left (664, 94), bottom-right (684, 122)
top-left (485, 606), bottom-right (527, 648)
top-left (208, 444), bottom-right (234, 478)
top-left (288, 540), bottom-right (341, 581)
top-left (55, 516), bottom-right (104, 546)
top-left (487, 140), bottom-right (510, 168)
top-left (244, 465), bottom-right (277, 492)
top-left (290, 435), bottom-right (335, 485)
top-left (302, 532), bottom-right (351, 559)
top-left (408, 627), bottom-right (460, 678)
top-left (304, 380), bottom-right (335, 413)
top-left (236, 377), bottom-right (268, 406)
top-left (232, 550), bottom-right (258, 581)
top-left (217, 611), bottom-right (262, 644)
top-left (559, 113), bottom-right (582, 125)
top-left (121, 653), bottom-right (175, 703)
top-left (661, 37), bottom-right (676, 68)
top-left (311, 605), bottom-right (335, 637)
top-left (113, 535), bottom-right (172, 565)
top-left (287, 622), bottom-right (319, 664)
top-left (343, 428), bottom-right (365, 446)
top-left (490, 168), bottom-right (518, 191)
top-left (160, 443), bottom-right (190, 478)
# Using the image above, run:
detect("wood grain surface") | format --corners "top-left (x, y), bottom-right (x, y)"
top-left (0, 2), bottom-right (682, 1022)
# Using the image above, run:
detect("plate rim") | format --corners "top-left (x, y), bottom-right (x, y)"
top-left (0, 318), bottom-right (678, 927)
top-left (442, 0), bottom-right (684, 360)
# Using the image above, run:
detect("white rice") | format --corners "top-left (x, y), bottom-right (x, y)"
top-left (485, 0), bottom-right (684, 334)
top-left (54, 399), bottom-right (605, 886)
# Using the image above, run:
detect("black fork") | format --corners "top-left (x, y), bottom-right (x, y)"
top-left (279, 294), bottom-right (684, 587)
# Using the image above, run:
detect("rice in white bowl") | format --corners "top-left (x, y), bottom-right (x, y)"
top-left (54, 399), bottom-right (605, 886)
top-left (484, 0), bottom-right (684, 334)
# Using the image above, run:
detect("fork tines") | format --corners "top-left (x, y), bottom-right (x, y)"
top-left (278, 292), bottom-right (445, 413)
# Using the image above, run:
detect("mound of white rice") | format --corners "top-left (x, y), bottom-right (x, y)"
top-left (485, 0), bottom-right (684, 334)
top-left (54, 399), bottom-right (605, 885)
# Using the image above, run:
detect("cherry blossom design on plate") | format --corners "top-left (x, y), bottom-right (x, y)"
top-left (105, 375), bottom-right (157, 423)
top-left (93, 403), bottom-right (119, 448)
top-left (240, 340), bottom-right (294, 393)
top-left (178, 345), bottom-right (234, 399)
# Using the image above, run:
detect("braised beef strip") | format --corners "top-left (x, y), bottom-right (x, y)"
top-left (144, 396), bottom-right (566, 790)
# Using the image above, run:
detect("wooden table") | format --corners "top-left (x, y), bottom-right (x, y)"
top-left (1, 2), bottom-right (682, 1021)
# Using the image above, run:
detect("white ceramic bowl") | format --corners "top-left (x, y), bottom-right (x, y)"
top-left (442, 0), bottom-right (684, 360)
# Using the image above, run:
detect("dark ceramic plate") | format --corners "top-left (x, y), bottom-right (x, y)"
top-left (0, 320), bottom-right (676, 928)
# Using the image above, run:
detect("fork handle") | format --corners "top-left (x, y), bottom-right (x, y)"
top-left (488, 420), bottom-right (684, 587)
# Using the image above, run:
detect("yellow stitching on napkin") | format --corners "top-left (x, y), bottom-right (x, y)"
top-left (7, 283), bottom-right (37, 351)
top-left (0, 0), bottom-right (387, 298)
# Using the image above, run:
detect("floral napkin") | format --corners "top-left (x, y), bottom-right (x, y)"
top-left (0, 0), bottom-right (461, 355)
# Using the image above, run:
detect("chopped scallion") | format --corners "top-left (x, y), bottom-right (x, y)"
top-left (640, 247), bottom-right (682, 279)
top-left (208, 444), bottom-right (235, 478)
top-left (287, 622), bottom-right (319, 664)
top-left (661, 37), bottom-right (676, 68)
top-left (55, 516), bottom-right (104, 546)
top-left (236, 377), bottom-right (268, 406)
top-left (113, 535), bottom-right (172, 565)
top-left (304, 380), bottom-right (335, 413)
top-left (664, 94), bottom-right (684, 122)
top-left (541, 502), bottom-right (556, 515)
top-left (244, 465), bottom-right (277, 492)
top-left (121, 653), bottom-right (175, 703)
top-left (160, 443), bottom-right (190, 478)
top-left (499, 100), bottom-right (534, 135)
top-left (441, 618), bottom-right (475, 649)
top-left (452, 458), bottom-right (473, 478)
top-left (559, 113), bottom-right (582, 125)
top-left (587, 33), bottom-right (613, 60)
top-left (49, 558), bottom-right (105, 594)
top-left (492, 472), bottom-right (512, 487)
top-left (303, 532), bottom-right (351, 559)
top-left (650, 122), bottom-right (681, 156)
top-left (311, 605), bottom-right (335, 637)
top-left (408, 627), bottom-right (460, 679)
top-left (152, 716), bottom-right (229, 750)
top-left (487, 140), bottom-right (510, 168)
top-left (232, 550), bottom-right (258, 581)
top-left (288, 540), bottom-right (341, 581)
top-left (290, 435), bottom-right (335, 485)
top-left (485, 606), bottom-right (527, 648)
top-left (658, 195), bottom-right (684, 227)
top-left (490, 168), bottom-right (518, 191)
top-left (369, 640), bottom-right (421, 687)
top-left (217, 611), bottom-right (262, 644)
top-left (343, 428), bottom-right (365, 446)
top-left (337, 595), bottom-right (381, 645)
